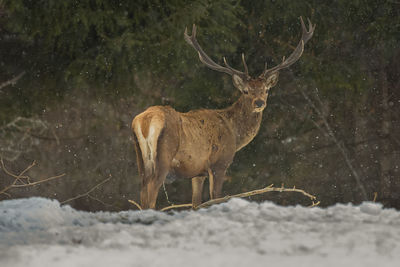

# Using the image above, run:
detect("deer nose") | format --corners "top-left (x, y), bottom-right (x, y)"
top-left (254, 99), bottom-right (265, 108)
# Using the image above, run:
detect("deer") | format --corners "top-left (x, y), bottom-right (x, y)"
top-left (132, 17), bottom-right (315, 209)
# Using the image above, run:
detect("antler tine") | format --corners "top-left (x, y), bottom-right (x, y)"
top-left (223, 56), bottom-right (250, 80)
top-left (223, 57), bottom-right (230, 67)
top-left (184, 24), bottom-right (249, 80)
top-left (242, 53), bottom-right (249, 77)
top-left (260, 17), bottom-right (315, 78)
top-left (300, 16), bottom-right (315, 44)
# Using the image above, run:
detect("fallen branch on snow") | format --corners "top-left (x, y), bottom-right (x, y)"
top-left (161, 203), bottom-right (193, 212)
top-left (193, 184), bottom-right (320, 210)
top-left (129, 184), bottom-right (320, 211)
top-left (128, 199), bottom-right (142, 210)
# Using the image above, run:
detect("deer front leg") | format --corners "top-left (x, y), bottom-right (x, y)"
top-left (191, 176), bottom-right (206, 208)
top-left (208, 168), bottom-right (226, 200)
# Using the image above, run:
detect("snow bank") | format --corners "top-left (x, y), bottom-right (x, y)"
top-left (1, 197), bottom-right (400, 267)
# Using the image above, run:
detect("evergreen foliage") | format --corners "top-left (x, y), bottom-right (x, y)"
top-left (0, 0), bottom-right (399, 210)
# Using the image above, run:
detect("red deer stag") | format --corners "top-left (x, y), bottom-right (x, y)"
top-left (132, 17), bottom-right (315, 209)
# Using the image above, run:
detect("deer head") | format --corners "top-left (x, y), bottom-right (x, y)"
top-left (184, 17), bottom-right (315, 113)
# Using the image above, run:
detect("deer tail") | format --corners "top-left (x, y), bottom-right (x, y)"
top-left (132, 112), bottom-right (165, 180)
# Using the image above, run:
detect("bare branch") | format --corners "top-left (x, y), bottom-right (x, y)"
top-left (87, 194), bottom-right (114, 207)
top-left (0, 72), bottom-right (25, 90)
top-left (0, 117), bottom-right (49, 161)
top-left (127, 184), bottom-right (319, 211)
top-left (161, 203), bottom-right (192, 212)
top-left (10, 173), bottom-right (65, 188)
top-left (194, 184), bottom-right (319, 210)
top-left (61, 176), bottom-right (111, 204)
top-left (162, 182), bottom-right (173, 205)
top-left (279, 62), bottom-right (368, 201)
top-left (299, 87), bottom-right (368, 200)
top-left (0, 158), bottom-right (65, 196)
top-left (0, 158), bottom-right (35, 183)
top-left (128, 199), bottom-right (142, 210)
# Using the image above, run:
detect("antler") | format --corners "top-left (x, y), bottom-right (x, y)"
top-left (260, 17), bottom-right (315, 78)
top-left (184, 25), bottom-right (250, 80)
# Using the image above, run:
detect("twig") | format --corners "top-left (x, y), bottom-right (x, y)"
top-left (0, 158), bottom-right (35, 183)
top-left (160, 203), bottom-right (192, 212)
top-left (157, 184), bottom-right (319, 211)
top-left (87, 194), bottom-right (113, 207)
top-left (162, 182), bottom-right (173, 205)
top-left (61, 176), bottom-right (111, 204)
top-left (0, 117), bottom-right (49, 161)
top-left (373, 192), bottom-right (378, 202)
top-left (308, 201), bottom-right (321, 208)
top-left (0, 158), bottom-right (65, 196)
top-left (10, 173), bottom-right (65, 187)
top-left (0, 72), bottom-right (25, 90)
top-left (389, 134), bottom-right (400, 148)
top-left (194, 184), bottom-right (318, 210)
top-left (17, 161), bottom-right (36, 183)
top-left (128, 199), bottom-right (142, 210)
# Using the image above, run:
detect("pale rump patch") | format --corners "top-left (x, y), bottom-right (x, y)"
top-left (133, 113), bottom-right (165, 177)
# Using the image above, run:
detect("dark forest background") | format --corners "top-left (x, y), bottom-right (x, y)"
top-left (0, 0), bottom-right (399, 211)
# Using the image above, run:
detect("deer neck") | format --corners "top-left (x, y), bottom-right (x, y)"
top-left (221, 95), bottom-right (264, 151)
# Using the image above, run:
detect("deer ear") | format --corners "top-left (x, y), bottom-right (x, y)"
top-left (265, 72), bottom-right (279, 87)
top-left (232, 74), bottom-right (248, 94)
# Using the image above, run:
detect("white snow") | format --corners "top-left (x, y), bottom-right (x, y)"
top-left (1, 197), bottom-right (400, 267)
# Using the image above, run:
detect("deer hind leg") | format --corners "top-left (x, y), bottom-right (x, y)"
top-left (192, 176), bottom-right (206, 208)
top-left (146, 173), bottom-right (166, 209)
top-left (140, 180), bottom-right (150, 209)
top-left (145, 144), bottom-right (173, 209)
top-left (133, 132), bottom-right (152, 209)
top-left (133, 112), bottom-right (166, 209)
top-left (140, 166), bottom-right (169, 209)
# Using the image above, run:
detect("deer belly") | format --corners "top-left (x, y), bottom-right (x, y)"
top-left (170, 152), bottom-right (208, 178)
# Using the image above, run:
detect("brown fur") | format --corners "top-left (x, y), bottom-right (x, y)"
top-left (132, 76), bottom-right (277, 209)
top-left (131, 19), bottom-right (314, 209)
top-left (139, 115), bottom-right (151, 139)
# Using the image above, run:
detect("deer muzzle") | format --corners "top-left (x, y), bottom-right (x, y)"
top-left (253, 99), bottom-right (266, 111)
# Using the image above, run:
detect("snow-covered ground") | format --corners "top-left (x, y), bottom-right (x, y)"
top-left (1, 197), bottom-right (400, 267)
